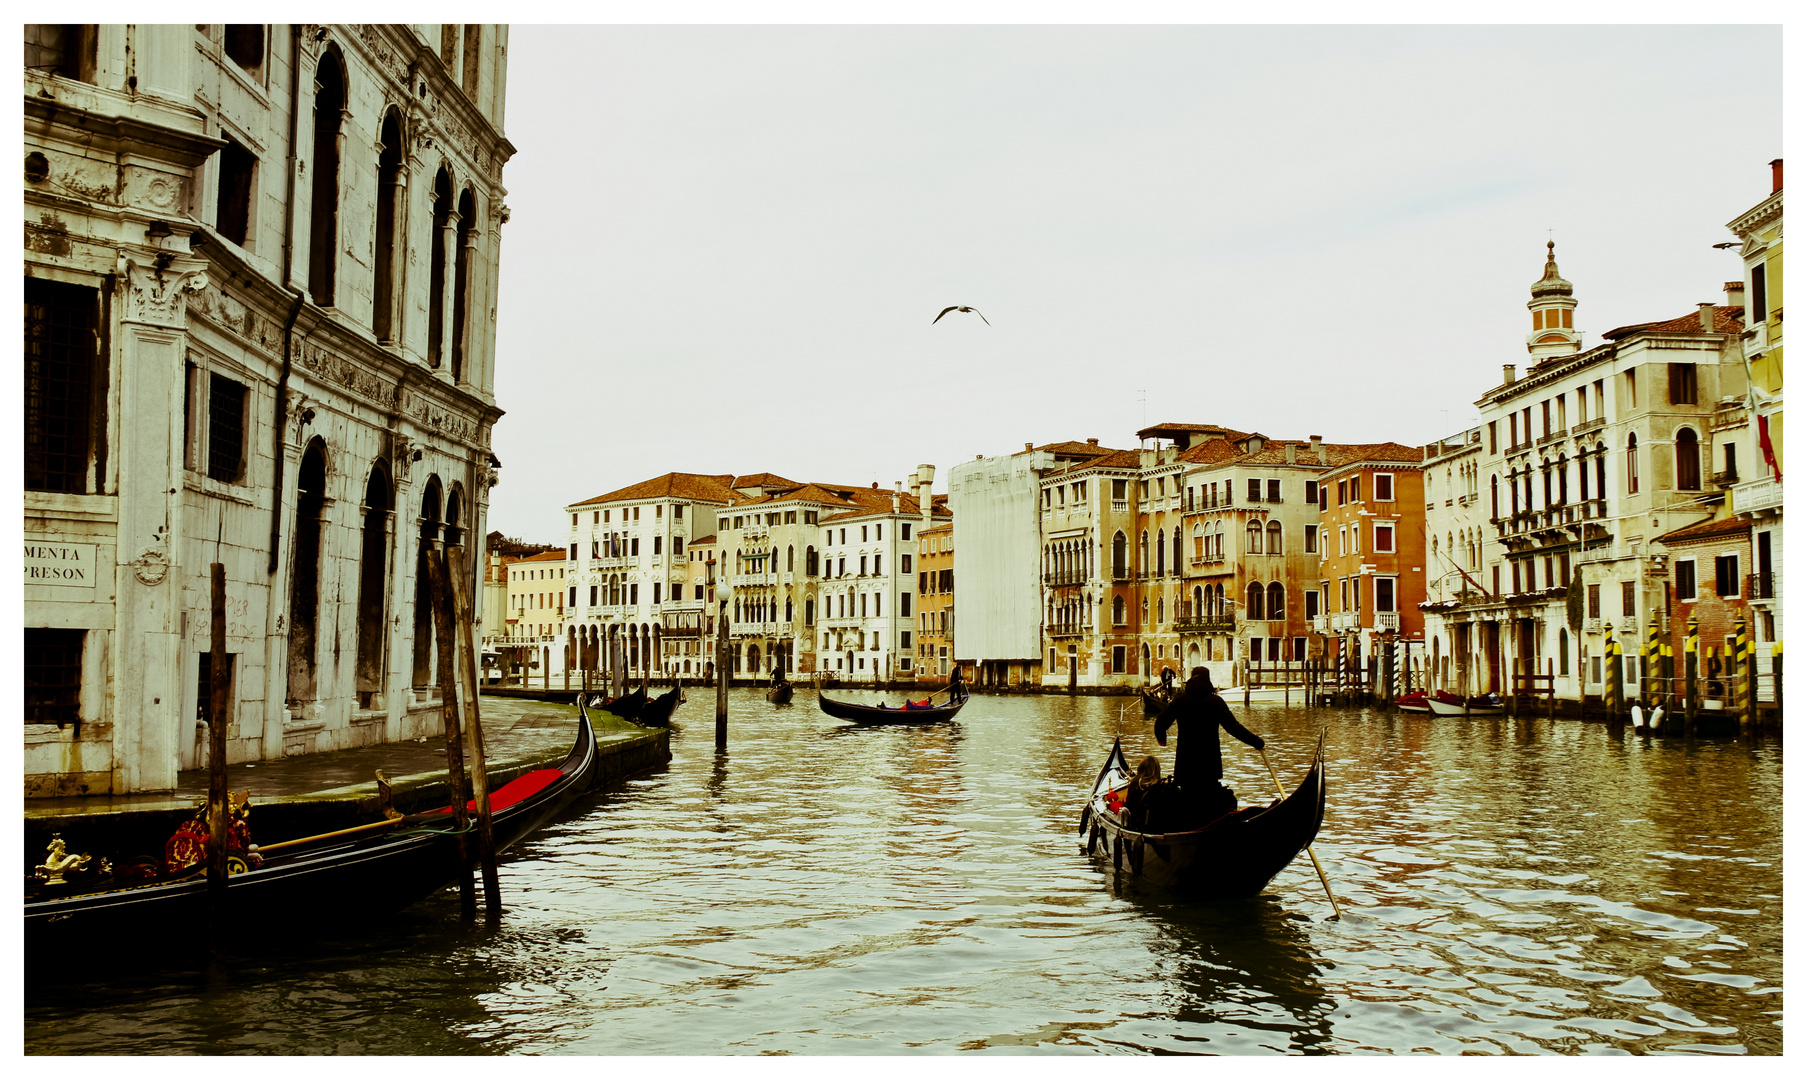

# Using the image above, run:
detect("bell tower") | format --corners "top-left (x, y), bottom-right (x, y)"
top-left (1526, 240), bottom-right (1581, 360)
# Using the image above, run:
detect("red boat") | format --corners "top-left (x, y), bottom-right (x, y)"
top-left (1396, 691), bottom-right (1431, 715)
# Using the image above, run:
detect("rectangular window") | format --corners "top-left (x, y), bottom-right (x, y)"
top-left (674, 536), bottom-right (685, 557)
top-left (1624, 369), bottom-right (1637, 409)
top-left (673, 583), bottom-right (685, 602)
top-left (568, 543), bottom-right (577, 560)
top-left (901, 523), bottom-right (912, 541)
top-left (1375, 577), bottom-right (1396, 613)
top-left (1304, 480), bottom-right (1318, 505)
top-left (1714, 554), bottom-right (1739, 598)
top-left (1488, 421), bottom-right (1498, 454)
top-left (215, 137), bottom-right (256, 247)
top-left (24, 277), bottom-right (99, 493)
top-left (629, 583), bottom-right (639, 605)
top-left (1373, 523), bottom-right (1394, 552)
top-left (860, 556), bottom-right (868, 576)
top-left (1351, 476), bottom-right (1361, 501)
top-left (1337, 480), bottom-right (1347, 505)
top-left (1675, 559), bottom-right (1697, 601)
top-left (1375, 473), bottom-right (1393, 501)
top-left (1751, 264), bottom-right (1768, 321)
top-left (569, 585), bottom-right (578, 608)
top-left (1512, 560), bottom-right (1523, 593)
top-left (1669, 363), bottom-right (1698, 405)
top-left (1305, 590), bottom-right (1319, 618)
top-left (1304, 524), bottom-right (1317, 553)
top-left (1587, 583), bottom-right (1601, 618)
top-left (1541, 399), bottom-right (1552, 437)
top-left (1113, 478), bottom-right (1127, 501)
top-left (803, 510), bottom-right (815, 524)
top-left (1266, 478), bottom-right (1281, 503)
top-left (1509, 413), bottom-right (1519, 448)
top-left (652, 582), bottom-right (662, 605)
top-left (1111, 645), bottom-right (1125, 674)
top-left (1622, 580), bottom-right (1636, 616)
top-left (204, 372), bottom-right (249, 483)
top-left (901, 630), bottom-right (912, 649)
top-left (1247, 478), bottom-right (1262, 503)
top-left (874, 554), bottom-right (882, 575)
top-left (25, 627), bottom-right (85, 727)
top-left (939, 568), bottom-right (953, 593)
top-left (900, 592), bottom-right (912, 617)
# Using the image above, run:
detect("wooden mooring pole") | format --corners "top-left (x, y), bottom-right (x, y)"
top-left (716, 596), bottom-right (730, 749)
top-left (425, 544), bottom-right (476, 919)
top-left (207, 561), bottom-right (231, 937)
top-left (446, 545), bottom-right (501, 917)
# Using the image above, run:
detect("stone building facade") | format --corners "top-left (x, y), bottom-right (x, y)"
top-left (915, 521), bottom-right (957, 683)
top-left (24, 24), bottom-right (513, 795)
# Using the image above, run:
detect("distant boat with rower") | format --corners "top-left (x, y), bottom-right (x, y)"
top-left (817, 683), bottom-right (968, 724)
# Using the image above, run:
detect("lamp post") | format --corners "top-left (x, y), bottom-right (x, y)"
top-left (716, 581), bottom-right (730, 749)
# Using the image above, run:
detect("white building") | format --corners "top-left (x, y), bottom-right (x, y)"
top-left (816, 483), bottom-right (941, 683)
top-left (25, 24), bottom-right (512, 795)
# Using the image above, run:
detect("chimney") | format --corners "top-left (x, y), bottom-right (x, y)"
top-left (1503, 364), bottom-right (1517, 386)
top-left (917, 463), bottom-right (935, 531)
top-left (892, 481), bottom-right (901, 514)
top-left (1772, 158), bottom-right (1783, 193)
top-left (1310, 434), bottom-right (1325, 463)
top-left (1025, 442), bottom-right (1033, 452)
top-left (1285, 441), bottom-right (1297, 464)
top-left (1087, 437), bottom-right (1099, 446)
top-left (1726, 280), bottom-right (1746, 309)
top-left (1699, 302), bottom-right (1717, 334)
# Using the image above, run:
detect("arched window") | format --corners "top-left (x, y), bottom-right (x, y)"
top-left (374, 110), bottom-right (404, 341)
top-left (1192, 522), bottom-right (1204, 559)
top-left (1626, 433), bottom-right (1640, 494)
top-left (1155, 528), bottom-right (1165, 575)
top-left (1675, 427), bottom-right (1701, 490)
top-left (1557, 453), bottom-right (1569, 504)
top-left (1247, 581), bottom-right (1265, 621)
top-left (1596, 443), bottom-right (1608, 505)
top-left (1490, 474), bottom-right (1499, 519)
top-left (1246, 519), bottom-right (1263, 554)
top-left (308, 50), bottom-right (344, 305)
top-left (1267, 582), bottom-right (1284, 621)
top-left (452, 188), bottom-right (478, 383)
top-left (288, 438), bottom-right (329, 703)
top-left (427, 169), bottom-right (454, 368)
top-left (412, 475), bottom-right (443, 690)
top-left (1139, 530), bottom-right (1149, 574)
top-left (787, 545), bottom-right (795, 571)
top-left (1112, 595), bottom-right (1126, 625)
top-left (1111, 531), bottom-right (1127, 579)
top-left (806, 545), bottom-right (818, 575)
top-left (1266, 519), bottom-right (1283, 554)
top-left (1171, 527), bottom-right (1181, 572)
top-left (356, 461), bottom-right (393, 703)
top-left (1541, 457), bottom-right (1553, 508)
top-left (1192, 584), bottom-right (1203, 616)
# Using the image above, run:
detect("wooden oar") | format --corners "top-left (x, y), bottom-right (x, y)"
top-left (1259, 745), bottom-right (1342, 920)
top-left (252, 811), bottom-right (438, 855)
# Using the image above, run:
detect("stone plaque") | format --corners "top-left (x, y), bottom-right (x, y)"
top-left (24, 541), bottom-right (99, 590)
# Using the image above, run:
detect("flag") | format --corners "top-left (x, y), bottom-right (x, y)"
top-left (1758, 413), bottom-right (1781, 481)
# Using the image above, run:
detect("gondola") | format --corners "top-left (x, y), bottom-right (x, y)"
top-left (634, 684), bottom-right (682, 727)
top-left (1395, 691), bottom-right (1432, 715)
top-left (817, 686), bottom-right (967, 724)
top-left (1425, 690), bottom-right (1504, 716)
top-left (595, 686), bottom-right (648, 722)
top-left (1078, 733), bottom-right (1326, 897)
top-left (766, 681), bottom-right (794, 705)
top-left (1141, 687), bottom-right (1173, 718)
top-left (25, 701), bottom-right (600, 963)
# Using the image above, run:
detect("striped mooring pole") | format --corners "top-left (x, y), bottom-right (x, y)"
top-left (1683, 615), bottom-right (1699, 725)
top-left (1736, 613), bottom-right (1754, 731)
top-left (1604, 622), bottom-right (1622, 721)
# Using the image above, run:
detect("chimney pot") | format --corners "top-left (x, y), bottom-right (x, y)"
top-left (1310, 434), bottom-right (1325, 464)
top-left (1699, 302), bottom-right (1717, 334)
top-left (1772, 158), bottom-right (1783, 193)
top-left (1503, 364), bottom-right (1517, 385)
top-left (1025, 442), bottom-right (1034, 452)
top-left (1087, 437), bottom-right (1099, 446)
top-left (1726, 280), bottom-right (1746, 309)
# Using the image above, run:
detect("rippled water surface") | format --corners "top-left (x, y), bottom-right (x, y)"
top-left (24, 691), bottom-right (1782, 1055)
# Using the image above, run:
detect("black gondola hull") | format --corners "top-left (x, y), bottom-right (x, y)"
top-left (25, 705), bottom-right (600, 963)
top-left (635, 685), bottom-right (681, 726)
top-left (1083, 735), bottom-right (1326, 898)
top-left (817, 689), bottom-right (966, 724)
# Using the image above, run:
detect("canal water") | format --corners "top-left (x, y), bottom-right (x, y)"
top-left (24, 690), bottom-right (1782, 1055)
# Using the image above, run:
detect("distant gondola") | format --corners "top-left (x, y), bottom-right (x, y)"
top-left (26, 700), bottom-right (601, 964)
top-left (1078, 733), bottom-right (1326, 898)
top-left (635, 685), bottom-right (682, 727)
top-left (767, 681), bottom-right (794, 705)
top-left (596, 687), bottom-right (648, 722)
top-left (817, 686), bottom-right (967, 724)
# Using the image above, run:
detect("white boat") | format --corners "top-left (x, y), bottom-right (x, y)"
top-left (1425, 691), bottom-right (1504, 717)
top-left (1233, 685), bottom-right (1308, 704)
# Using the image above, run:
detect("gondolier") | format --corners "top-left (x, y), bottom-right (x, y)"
top-left (1154, 666), bottom-right (1266, 820)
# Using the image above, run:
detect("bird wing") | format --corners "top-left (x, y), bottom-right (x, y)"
top-left (974, 309), bottom-right (990, 325)
top-left (933, 306), bottom-right (958, 324)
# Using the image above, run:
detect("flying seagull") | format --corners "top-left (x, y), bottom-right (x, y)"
top-left (933, 305), bottom-right (989, 326)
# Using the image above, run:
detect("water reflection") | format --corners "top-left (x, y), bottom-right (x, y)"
top-left (25, 691), bottom-right (1781, 1056)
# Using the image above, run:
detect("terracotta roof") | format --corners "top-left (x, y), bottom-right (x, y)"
top-left (1177, 437), bottom-right (1246, 464)
top-left (730, 472), bottom-right (800, 493)
top-left (1029, 439), bottom-right (1122, 459)
top-left (516, 550), bottom-right (567, 564)
top-left (689, 533), bottom-right (717, 546)
top-left (1050, 447), bottom-right (1142, 475)
top-left (819, 490), bottom-right (929, 523)
top-left (920, 522), bottom-right (953, 536)
top-left (571, 471), bottom-right (739, 507)
top-left (1136, 422), bottom-right (1255, 442)
top-left (1602, 306), bottom-right (1745, 341)
top-left (731, 482), bottom-right (863, 509)
top-left (1657, 517), bottom-right (1751, 546)
top-left (1315, 442), bottom-right (1425, 471)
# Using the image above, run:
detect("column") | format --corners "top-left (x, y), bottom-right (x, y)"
top-left (435, 210), bottom-right (460, 379)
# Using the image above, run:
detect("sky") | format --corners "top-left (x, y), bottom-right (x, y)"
top-left (486, 22), bottom-right (1781, 543)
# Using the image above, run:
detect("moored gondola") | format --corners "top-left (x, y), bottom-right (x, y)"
top-left (1079, 733), bottom-right (1326, 898)
top-left (25, 701), bottom-right (601, 964)
top-left (818, 686), bottom-right (967, 724)
top-left (635, 685), bottom-right (682, 726)
top-left (596, 687), bottom-right (648, 722)
top-left (1425, 690), bottom-right (1504, 716)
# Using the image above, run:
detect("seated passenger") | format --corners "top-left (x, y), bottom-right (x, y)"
top-left (1124, 755), bottom-right (1162, 831)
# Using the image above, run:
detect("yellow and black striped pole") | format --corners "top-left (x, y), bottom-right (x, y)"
top-left (1683, 615), bottom-right (1699, 724)
top-left (1604, 622), bottom-right (1622, 720)
top-left (1736, 613), bottom-right (1754, 731)
top-left (1645, 615), bottom-right (1661, 711)
top-left (1772, 641), bottom-right (1783, 725)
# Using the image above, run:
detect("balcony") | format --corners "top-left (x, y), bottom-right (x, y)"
top-left (1330, 612), bottom-right (1358, 632)
top-left (1747, 571), bottom-right (1775, 600)
top-left (1376, 611), bottom-right (1400, 631)
top-left (1710, 401), bottom-right (1749, 433)
top-left (1047, 622), bottom-right (1089, 639)
top-left (592, 554), bottom-right (635, 570)
top-left (730, 621), bottom-right (782, 638)
top-left (1572, 415), bottom-right (1607, 437)
top-left (731, 572), bottom-right (777, 588)
top-left (1175, 615), bottom-right (1236, 634)
top-left (1311, 615), bottom-right (1329, 633)
top-left (1111, 499), bottom-right (1129, 513)
top-left (1110, 568), bottom-right (1131, 583)
top-left (1710, 467), bottom-right (1739, 488)
top-left (1732, 476), bottom-right (1782, 516)
top-left (1043, 570), bottom-right (1088, 586)
top-left (1536, 428), bottom-right (1569, 448)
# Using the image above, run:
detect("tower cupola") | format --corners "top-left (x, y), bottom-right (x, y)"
top-left (1525, 240), bottom-right (1581, 360)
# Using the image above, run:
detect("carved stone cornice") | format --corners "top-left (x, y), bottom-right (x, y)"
top-left (117, 252), bottom-right (208, 327)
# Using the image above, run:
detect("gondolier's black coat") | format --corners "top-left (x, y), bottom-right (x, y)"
top-left (1154, 683), bottom-right (1265, 785)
